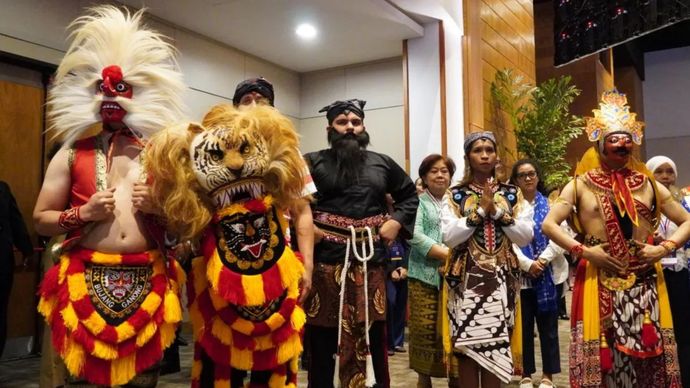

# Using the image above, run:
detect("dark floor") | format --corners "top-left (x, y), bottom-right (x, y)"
top-left (0, 293), bottom-right (573, 388)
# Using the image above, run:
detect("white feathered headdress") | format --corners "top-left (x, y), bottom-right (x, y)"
top-left (47, 5), bottom-right (186, 145)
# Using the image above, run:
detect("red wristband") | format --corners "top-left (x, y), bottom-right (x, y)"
top-left (58, 206), bottom-right (87, 231)
top-left (570, 243), bottom-right (584, 260)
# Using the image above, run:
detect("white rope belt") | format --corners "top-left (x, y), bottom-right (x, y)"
top-left (333, 226), bottom-right (377, 388)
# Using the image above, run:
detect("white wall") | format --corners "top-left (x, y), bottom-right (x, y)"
top-left (299, 58), bottom-right (406, 169)
top-left (0, 0), bottom-right (301, 123)
top-left (643, 46), bottom-right (690, 187)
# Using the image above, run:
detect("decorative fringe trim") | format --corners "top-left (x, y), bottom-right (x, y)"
top-left (37, 248), bottom-right (182, 385)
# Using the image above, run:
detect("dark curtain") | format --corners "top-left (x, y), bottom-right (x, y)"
top-left (555, 0), bottom-right (690, 66)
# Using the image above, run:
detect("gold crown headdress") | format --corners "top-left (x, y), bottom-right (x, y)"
top-left (585, 89), bottom-right (644, 145)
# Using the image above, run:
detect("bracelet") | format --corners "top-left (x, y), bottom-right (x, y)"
top-left (660, 239), bottom-right (679, 254)
top-left (570, 244), bottom-right (584, 260)
top-left (58, 206), bottom-right (88, 231)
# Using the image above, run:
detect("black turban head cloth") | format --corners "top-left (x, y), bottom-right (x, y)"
top-left (232, 77), bottom-right (275, 107)
top-left (319, 99), bottom-right (366, 125)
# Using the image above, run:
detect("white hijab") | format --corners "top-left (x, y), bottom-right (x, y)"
top-left (646, 155), bottom-right (677, 177)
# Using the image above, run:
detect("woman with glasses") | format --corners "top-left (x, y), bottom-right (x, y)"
top-left (509, 159), bottom-right (564, 388)
top-left (408, 154), bottom-right (457, 387)
top-left (441, 132), bottom-right (533, 388)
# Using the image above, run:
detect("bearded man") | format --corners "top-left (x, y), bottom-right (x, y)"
top-left (302, 99), bottom-right (418, 388)
top-left (32, 6), bottom-right (186, 387)
top-left (543, 90), bottom-right (690, 388)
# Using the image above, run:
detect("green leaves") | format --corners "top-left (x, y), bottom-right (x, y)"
top-left (490, 69), bottom-right (583, 190)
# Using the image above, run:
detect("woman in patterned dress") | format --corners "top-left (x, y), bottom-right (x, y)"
top-left (408, 154), bottom-right (457, 388)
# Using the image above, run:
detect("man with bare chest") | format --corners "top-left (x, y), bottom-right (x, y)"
top-left (543, 90), bottom-right (690, 388)
top-left (32, 6), bottom-right (187, 387)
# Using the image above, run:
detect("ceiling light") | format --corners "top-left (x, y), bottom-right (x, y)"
top-left (295, 23), bottom-right (317, 40)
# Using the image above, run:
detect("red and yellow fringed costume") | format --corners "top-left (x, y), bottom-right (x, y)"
top-left (188, 195), bottom-right (305, 388)
top-left (37, 249), bottom-right (184, 386)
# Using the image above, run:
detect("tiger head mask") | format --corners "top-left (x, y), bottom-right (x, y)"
top-left (146, 104), bottom-right (306, 240)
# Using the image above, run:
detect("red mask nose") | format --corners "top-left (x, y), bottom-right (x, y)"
top-left (101, 65), bottom-right (123, 95)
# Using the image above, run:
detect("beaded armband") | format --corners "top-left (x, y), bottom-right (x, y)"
top-left (660, 239), bottom-right (679, 254)
top-left (466, 209), bottom-right (484, 226)
top-left (58, 206), bottom-right (87, 231)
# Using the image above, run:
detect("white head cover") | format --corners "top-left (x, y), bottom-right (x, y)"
top-left (47, 5), bottom-right (186, 145)
top-left (646, 155), bottom-right (677, 177)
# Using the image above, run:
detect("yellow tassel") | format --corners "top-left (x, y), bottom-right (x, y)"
top-left (211, 318), bottom-right (233, 346)
top-left (37, 296), bottom-right (57, 320)
top-left (191, 360), bottom-right (202, 379)
top-left (135, 321), bottom-right (158, 347)
top-left (276, 333), bottom-right (302, 364)
top-left (242, 274), bottom-right (266, 306)
top-left (174, 261), bottom-right (187, 288)
top-left (110, 354), bottom-right (136, 386)
top-left (60, 304), bottom-right (79, 330)
top-left (58, 257), bottom-right (70, 284)
top-left (163, 291), bottom-right (182, 324)
top-left (286, 280), bottom-right (300, 299)
top-left (67, 273), bottom-right (88, 301)
top-left (159, 321), bottom-right (177, 349)
top-left (254, 332), bottom-right (275, 350)
top-left (276, 252), bottom-right (303, 289)
top-left (214, 379), bottom-right (229, 388)
top-left (209, 287), bottom-right (229, 310)
top-left (116, 322), bottom-right (136, 342)
top-left (139, 292), bottom-right (162, 316)
top-left (231, 317), bottom-right (255, 336)
top-left (206, 250), bottom-right (223, 291)
top-left (231, 347), bottom-right (253, 370)
top-left (91, 251), bottom-right (122, 265)
top-left (290, 307), bottom-right (306, 331)
top-left (268, 369), bottom-right (286, 388)
top-left (92, 340), bottom-right (118, 360)
top-left (62, 339), bottom-right (85, 377)
top-left (188, 305), bottom-right (206, 337)
top-left (83, 311), bottom-right (106, 335)
top-left (264, 311), bottom-right (287, 331)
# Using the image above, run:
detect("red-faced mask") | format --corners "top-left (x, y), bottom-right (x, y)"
top-left (97, 65), bottom-right (132, 126)
top-left (601, 132), bottom-right (633, 167)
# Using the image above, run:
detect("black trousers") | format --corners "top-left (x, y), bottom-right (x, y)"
top-left (556, 282), bottom-right (568, 317)
top-left (520, 288), bottom-right (561, 375)
top-left (664, 268), bottom-right (690, 388)
top-left (386, 278), bottom-right (407, 350)
top-left (0, 270), bottom-right (12, 357)
top-left (306, 322), bottom-right (389, 388)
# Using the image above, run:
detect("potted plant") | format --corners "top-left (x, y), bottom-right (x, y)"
top-left (490, 68), bottom-right (583, 191)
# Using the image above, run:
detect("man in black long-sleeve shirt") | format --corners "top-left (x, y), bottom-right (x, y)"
top-left (0, 181), bottom-right (33, 357)
top-left (303, 99), bottom-right (418, 388)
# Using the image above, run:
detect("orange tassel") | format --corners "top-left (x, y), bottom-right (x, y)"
top-left (641, 310), bottom-right (658, 348)
top-left (600, 333), bottom-right (613, 374)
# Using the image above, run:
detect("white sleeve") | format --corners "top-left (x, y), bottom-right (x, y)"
top-left (538, 240), bottom-right (563, 263)
top-left (441, 194), bottom-right (477, 248)
top-left (513, 243), bottom-right (534, 272)
top-left (502, 199), bottom-right (534, 247)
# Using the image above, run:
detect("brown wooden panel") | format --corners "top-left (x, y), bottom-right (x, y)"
top-left (0, 78), bottom-right (44, 338)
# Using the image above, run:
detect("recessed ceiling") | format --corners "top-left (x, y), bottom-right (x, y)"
top-left (118, 0), bottom-right (424, 72)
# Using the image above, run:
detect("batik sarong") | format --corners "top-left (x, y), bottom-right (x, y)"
top-left (408, 279), bottom-right (458, 378)
top-left (569, 257), bottom-right (681, 388)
